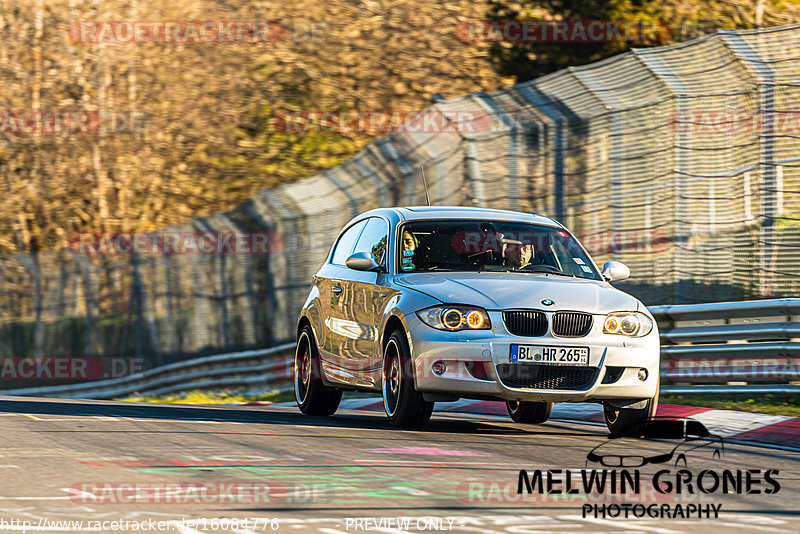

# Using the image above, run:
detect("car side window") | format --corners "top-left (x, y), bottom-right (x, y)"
top-left (330, 220), bottom-right (367, 265)
top-left (352, 217), bottom-right (389, 266)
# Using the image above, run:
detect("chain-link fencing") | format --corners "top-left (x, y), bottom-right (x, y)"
top-left (1, 25), bottom-right (799, 380)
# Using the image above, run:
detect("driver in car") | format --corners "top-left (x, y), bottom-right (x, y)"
top-left (503, 240), bottom-right (534, 270)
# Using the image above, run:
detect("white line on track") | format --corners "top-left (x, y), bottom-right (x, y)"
top-left (559, 515), bottom-right (683, 533)
top-left (0, 496), bottom-right (71, 500)
top-left (712, 521), bottom-right (795, 533)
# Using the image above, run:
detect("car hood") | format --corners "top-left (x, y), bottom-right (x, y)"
top-left (393, 272), bottom-right (641, 314)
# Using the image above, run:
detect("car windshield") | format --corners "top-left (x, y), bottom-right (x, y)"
top-left (398, 220), bottom-right (601, 280)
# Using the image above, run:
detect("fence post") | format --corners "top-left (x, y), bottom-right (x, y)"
top-left (722, 33), bottom-right (777, 298)
top-left (673, 95), bottom-right (689, 304)
top-left (17, 253), bottom-right (44, 357)
top-left (65, 253), bottom-right (95, 358)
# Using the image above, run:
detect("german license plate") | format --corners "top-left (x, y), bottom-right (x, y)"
top-left (510, 344), bottom-right (589, 366)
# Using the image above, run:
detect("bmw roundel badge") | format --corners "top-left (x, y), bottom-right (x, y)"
top-left (541, 299), bottom-right (554, 306)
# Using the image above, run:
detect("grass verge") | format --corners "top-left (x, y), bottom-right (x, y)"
top-left (122, 390), bottom-right (800, 418)
top-left (661, 393), bottom-right (800, 417)
top-left (122, 389), bottom-right (295, 404)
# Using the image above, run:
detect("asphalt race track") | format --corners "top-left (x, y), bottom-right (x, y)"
top-left (0, 396), bottom-right (797, 533)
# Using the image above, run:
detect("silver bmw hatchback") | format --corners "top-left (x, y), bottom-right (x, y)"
top-left (295, 207), bottom-right (660, 434)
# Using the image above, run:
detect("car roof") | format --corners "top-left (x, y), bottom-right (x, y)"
top-left (351, 206), bottom-right (563, 228)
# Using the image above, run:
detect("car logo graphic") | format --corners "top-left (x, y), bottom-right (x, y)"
top-left (585, 417), bottom-right (724, 468)
top-left (541, 299), bottom-right (554, 306)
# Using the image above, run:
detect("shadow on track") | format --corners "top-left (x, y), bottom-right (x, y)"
top-left (0, 396), bottom-right (594, 438)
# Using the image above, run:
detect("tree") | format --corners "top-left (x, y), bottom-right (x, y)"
top-left (486, 0), bottom-right (664, 81)
top-left (487, 0), bottom-right (800, 82)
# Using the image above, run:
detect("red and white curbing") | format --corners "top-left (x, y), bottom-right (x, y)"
top-left (272, 399), bottom-right (800, 450)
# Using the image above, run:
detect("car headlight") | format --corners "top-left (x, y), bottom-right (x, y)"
top-left (417, 305), bottom-right (491, 331)
top-left (603, 312), bottom-right (653, 337)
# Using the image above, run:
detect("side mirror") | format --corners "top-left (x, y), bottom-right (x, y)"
top-left (345, 251), bottom-right (383, 272)
top-left (601, 261), bottom-right (630, 282)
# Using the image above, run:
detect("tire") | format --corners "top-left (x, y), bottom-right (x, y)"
top-left (506, 401), bottom-right (553, 424)
top-left (604, 377), bottom-right (660, 436)
top-left (382, 330), bottom-right (433, 428)
top-left (294, 325), bottom-right (342, 416)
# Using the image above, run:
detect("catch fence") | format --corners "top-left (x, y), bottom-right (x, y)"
top-left (2, 26), bottom-right (800, 375)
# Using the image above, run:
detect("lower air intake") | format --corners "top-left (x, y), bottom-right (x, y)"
top-left (496, 364), bottom-right (598, 390)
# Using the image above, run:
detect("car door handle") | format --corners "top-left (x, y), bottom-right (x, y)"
top-left (332, 285), bottom-right (343, 296)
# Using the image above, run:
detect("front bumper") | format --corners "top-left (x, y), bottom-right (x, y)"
top-left (407, 311), bottom-right (659, 403)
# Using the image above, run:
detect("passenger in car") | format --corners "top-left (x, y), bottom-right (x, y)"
top-left (400, 230), bottom-right (420, 271)
top-left (402, 231), bottom-right (418, 254)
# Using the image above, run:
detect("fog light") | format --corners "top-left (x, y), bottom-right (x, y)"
top-left (638, 368), bottom-right (648, 381)
top-left (432, 361), bottom-right (447, 376)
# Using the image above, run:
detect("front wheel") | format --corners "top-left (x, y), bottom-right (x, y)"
top-left (295, 325), bottom-right (342, 416)
top-left (604, 379), bottom-right (659, 436)
top-left (382, 330), bottom-right (433, 428)
top-left (506, 401), bottom-right (553, 424)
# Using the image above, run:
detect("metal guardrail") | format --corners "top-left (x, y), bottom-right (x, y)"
top-left (1, 299), bottom-right (797, 400)
top-left (651, 298), bottom-right (800, 394)
top-left (0, 343), bottom-right (295, 400)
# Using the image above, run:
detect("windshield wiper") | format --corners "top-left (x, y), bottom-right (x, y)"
top-left (542, 271), bottom-right (577, 278)
top-left (471, 265), bottom-right (579, 276)
top-left (476, 265), bottom-right (512, 273)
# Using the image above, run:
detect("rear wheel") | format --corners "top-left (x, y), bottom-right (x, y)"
top-left (295, 325), bottom-right (342, 416)
top-left (382, 330), bottom-right (433, 428)
top-left (506, 401), bottom-right (553, 424)
top-left (604, 378), bottom-right (660, 436)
